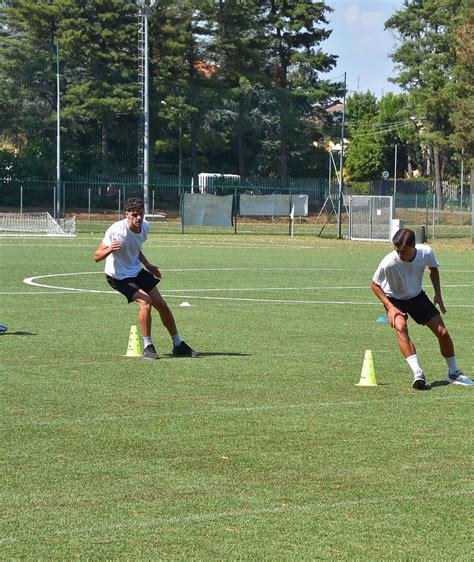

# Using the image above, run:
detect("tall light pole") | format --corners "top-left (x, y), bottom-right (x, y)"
top-left (55, 41), bottom-right (61, 219)
top-left (137, 0), bottom-right (156, 214)
top-left (337, 72), bottom-right (347, 239)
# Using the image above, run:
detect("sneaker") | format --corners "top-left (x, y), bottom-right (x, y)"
top-left (446, 370), bottom-right (474, 385)
top-left (412, 370), bottom-right (428, 390)
top-left (172, 341), bottom-right (198, 357)
top-left (142, 344), bottom-right (160, 360)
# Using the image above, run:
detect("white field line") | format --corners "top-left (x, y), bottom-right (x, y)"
top-left (16, 271), bottom-right (474, 307)
top-left (0, 490), bottom-right (471, 544)
top-left (6, 395), bottom-right (470, 429)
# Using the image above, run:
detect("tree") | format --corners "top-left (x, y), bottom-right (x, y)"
top-left (59, 0), bottom-right (138, 175)
top-left (0, 0), bottom-right (62, 180)
top-left (258, 0), bottom-right (337, 181)
top-left (385, 0), bottom-right (464, 202)
top-left (151, 0), bottom-right (221, 182)
top-left (199, 0), bottom-right (269, 178)
top-left (0, 0), bottom-right (140, 180)
top-left (345, 91), bottom-right (383, 181)
top-left (378, 92), bottom-right (419, 178)
top-left (450, 0), bottom-right (474, 188)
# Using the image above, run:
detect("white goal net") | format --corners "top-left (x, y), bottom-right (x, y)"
top-left (0, 212), bottom-right (76, 237)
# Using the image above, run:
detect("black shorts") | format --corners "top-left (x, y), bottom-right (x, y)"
top-left (106, 269), bottom-right (160, 303)
top-left (387, 290), bottom-right (440, 325)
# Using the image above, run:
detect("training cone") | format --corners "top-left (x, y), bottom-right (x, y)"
top-left (125, 325), bottom-right (142, 357)
top-left (356, 350), bottom-right (377, 386)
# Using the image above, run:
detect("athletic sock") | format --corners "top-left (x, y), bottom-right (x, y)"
top-left (406, 354), bottom-right (422, 375)
top-left (144, 336), bottom-right (153, 348)
top-left (446, 356), bottom-right (459, 375)
top-left (172, 333), bottom-right (182, 346)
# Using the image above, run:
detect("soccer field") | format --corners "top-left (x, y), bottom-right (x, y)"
top-left (1, 232), bottom-right (473, 559)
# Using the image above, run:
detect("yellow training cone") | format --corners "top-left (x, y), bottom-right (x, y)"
top-left (356, 350), bottom-right (377, 386)
top-left (125, 325), bottom-right (142, 357)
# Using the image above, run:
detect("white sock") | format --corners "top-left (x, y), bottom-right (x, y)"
top-left (446, 356), bottom-right (458, 375)
top-left (144, 336), bottom-right (153, 347)
top-left (172, 333), bottom-right (182, 346)
top-left (406, 354), bottom-right (422, 375)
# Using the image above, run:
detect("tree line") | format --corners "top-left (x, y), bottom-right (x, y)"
top-left (0, 0), bottom-right (471, 196)
top-left (345, 0), bottom-right (472, 202)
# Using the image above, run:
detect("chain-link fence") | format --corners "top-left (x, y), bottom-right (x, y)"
top-left (1, 177), bottom-right (471, 238)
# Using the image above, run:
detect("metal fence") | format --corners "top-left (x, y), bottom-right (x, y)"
top-left (0, 177), bottom-right (471, 239)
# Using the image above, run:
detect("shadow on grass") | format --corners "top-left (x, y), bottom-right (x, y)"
top-left (1, 331), bottom-right (36, 336)
top-left (429, 380), bottom-right (450, 388)
top-left (167, 352), bottom-right (251, 358)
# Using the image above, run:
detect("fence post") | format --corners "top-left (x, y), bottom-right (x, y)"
top-left (20, 184), bottom-right (23, 214)
top-left (460, 151), bottom-right (464, 225)
top-left (88, 188), bottom-right (91, 221)
top-left (234, 188), bottom-right (238, 235)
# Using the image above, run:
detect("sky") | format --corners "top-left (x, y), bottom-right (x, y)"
top-left (323, 0), bottom-right (404, 97)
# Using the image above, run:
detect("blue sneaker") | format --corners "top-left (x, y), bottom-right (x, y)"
top-left (446, 370), bottom-right (474, 385)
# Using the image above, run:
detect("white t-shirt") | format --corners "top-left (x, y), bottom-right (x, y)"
top-left (372, 244), bottom-right (440, 300)
top-left (102, 218), bottom-right (151, 279)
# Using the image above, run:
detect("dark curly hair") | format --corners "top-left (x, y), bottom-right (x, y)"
top-left (124, 197), bottom-right (145, 213)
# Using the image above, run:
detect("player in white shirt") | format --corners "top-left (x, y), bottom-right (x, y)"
top-left (94, 197), bottom-right (198, 360)
top-left (371, 228), bottom-right (472, 389)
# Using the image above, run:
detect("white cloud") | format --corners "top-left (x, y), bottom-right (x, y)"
top-left (342, 3), bottom-right (391, 55)
top-left (344, 4), bottom-right (386, 32)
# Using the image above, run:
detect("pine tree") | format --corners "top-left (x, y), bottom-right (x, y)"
top-left (450, 0), bottom-right (474, 189)
top-left (0, 0), bottom-right (140, 179)
top-left (258, 0), bottom-right (337, 181)
top-left (385, 0), bottom-right (463, 202)
top-left (0, 0), bottom-right (63, 180)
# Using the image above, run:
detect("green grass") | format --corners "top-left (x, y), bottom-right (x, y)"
top-left (1, 232), bottom-right (473, 559)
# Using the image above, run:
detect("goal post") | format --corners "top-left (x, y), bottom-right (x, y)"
top-left (349, 195), bottom-right (394, 241)
top-left (0, 212), bottom-right (76, 237)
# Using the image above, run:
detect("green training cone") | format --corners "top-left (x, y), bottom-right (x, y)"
top-left (356, 350), bottom-right (377, 386)
top-left (125, 325), bottom-right (142, 357)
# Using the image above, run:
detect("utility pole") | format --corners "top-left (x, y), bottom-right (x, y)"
top-left (55, 42), bottom-right (61, 219)
top-left (393, 144), bottom-right (398, 201)
top-left (137, 0), bottom-right (156, 214)
top-left (337, 72), bottom-right (347, 239)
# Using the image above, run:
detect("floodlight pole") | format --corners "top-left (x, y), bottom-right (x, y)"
top-left (138, 0), bottom-right (156, 214)
top-left (143, 2), bottom-right (150, 214)
top-left (55, 42), bottom-right (61, 219)
top-left (337, 72), bottom-right (347, 239)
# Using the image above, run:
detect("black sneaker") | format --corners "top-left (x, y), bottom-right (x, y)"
top-left (172, 341), bottom-right (198, 357)
top-left (412, 370), bottom-right (428, 390)
top-left (142, 344), bottom-right (160, 360)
